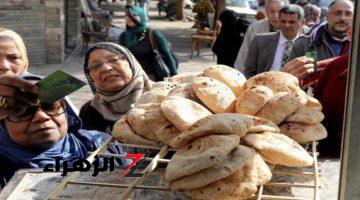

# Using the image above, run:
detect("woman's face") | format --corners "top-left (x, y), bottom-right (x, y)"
top-left (0, 38), bottom-right (26, 75)
top-left (4, 100), bottom-right (68, 149)
top-left (88, 49), bottom-right (133, 91)
top-left (125, 15), bottom-right (137, 27)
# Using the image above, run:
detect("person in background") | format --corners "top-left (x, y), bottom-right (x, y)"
top-left (303, 4), bottom-right (321, 28)
top-left (119, 5), bottom-right (178, 81)
top-left (244, 5), bottom-right (305, 78)
top-left (297, 0), bottom-right (309, 7)
top-left (0, 74), bottom-right (129, 189)
top-left (288, 0), bottom-right (353, 62)
top-left (312, 24), bottom-right (352, 158)
top-left (212, 9), bottom-right (251, 67)
top-left (193, 0), bottom-right (215, 29)
top-left (234, 0), bottom-right (289, 71)
top-left (80, 42), bottom-right (152, 133)
top-left (86, 0), bottom-right (113, 25)
top-left (320, 7), bottom-right (328, 22)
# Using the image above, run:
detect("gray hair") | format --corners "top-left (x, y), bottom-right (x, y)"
top-left (279, 4), bottom-right (305, 20)
top-left (265, 0), bottom-right (289, 10)
top-left (328, 0), bottom-right (354, 9)
top-left (304, 4), bottom-right (321, 17)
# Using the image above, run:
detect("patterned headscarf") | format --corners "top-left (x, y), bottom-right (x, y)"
top-left (0, 28), bottom-right (28, 74)
top-left (84, 42), bottom-right (152, 121)
top-left (121, 5), bottom-right (149, 48)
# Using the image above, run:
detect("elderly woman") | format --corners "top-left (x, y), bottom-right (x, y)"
top-left (0, 28), bottom-right (39, 120)
top-left (0, 74), bottom-right (129, 189)
top-left (119, 5), bottom-right (178, 81)
top-left (80, 42), bottom-right (152, 133)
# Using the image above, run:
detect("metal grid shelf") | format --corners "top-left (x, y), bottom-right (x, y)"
top-left (44, 137), bottom-right (321, 200)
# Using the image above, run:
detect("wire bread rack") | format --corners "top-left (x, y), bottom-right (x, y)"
top-left (44, 137), bottom-right (321, 200)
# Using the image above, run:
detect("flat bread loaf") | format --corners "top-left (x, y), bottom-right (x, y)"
top-left (285, 105), bottom-right (324, 124)
top-left (166, 135), bottom-right (240, 182)
top-left (170, 145), bottom-right (254, 190)
top-left (280, 122), bottom-right (328, 144)
top-left (203, 65), bottom-right (247, 96)
top-left (169, 72), bottom-right (204, 84)
top-left (161, 96), bottom-right (212, 131)
top-left (246, 71), bottom-right (299, 93)
top-left (192, 77), bottom-right (236, 113)
top-left (256, 92), bottom-right (300, 125)
top-left (248, 116), bottom-right (280, 133)
top-left (170, 113), bottom-right (253, 148)
top-left (167, 83), bottom-right (200, 102)
top-left (134, 87), bottom-right (170, 107)
top-left (235, 86), bottom-right (273, 115)
top-left (243, 132), bottom-right (314, 167)
top-left (187, 147), bottom-right (272, 200)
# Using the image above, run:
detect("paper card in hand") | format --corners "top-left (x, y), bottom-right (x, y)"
top-left (36, 70), bottom-right (86, 104)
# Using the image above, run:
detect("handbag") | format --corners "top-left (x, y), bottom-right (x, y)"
top-left (147, 29), bottom-right (171, 81)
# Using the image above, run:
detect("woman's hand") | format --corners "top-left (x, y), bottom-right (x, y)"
top-left (0, 75), bottom-right (40, 120)
top-left (282, 56), bottom-right (315, 81)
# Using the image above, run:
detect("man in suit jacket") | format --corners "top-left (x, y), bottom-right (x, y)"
top-left (244, 4), bottom-right (305, 78)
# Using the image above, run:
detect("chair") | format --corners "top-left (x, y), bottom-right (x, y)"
top-left (80, 0), bottom-right (111, 53)
top-left (190, 21), bottom-right (221, 59)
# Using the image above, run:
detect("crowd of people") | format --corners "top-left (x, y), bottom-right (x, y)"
top-left (0, 0), bottom-right (355, 190)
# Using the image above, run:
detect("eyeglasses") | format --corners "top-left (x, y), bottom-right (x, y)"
top-left (87, 54), bottom-right (127, 73)
top-left (330, 10), bottom-right (353, 18)
top-left (7, 100), bottom-right (67, 122)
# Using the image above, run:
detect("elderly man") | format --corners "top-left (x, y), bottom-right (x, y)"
top-left (244, 5), bottom-right (305, 78)
top-left (283, 0), bottom-right (353, 81)
top-left (234, 0), bottom-right (289, 71)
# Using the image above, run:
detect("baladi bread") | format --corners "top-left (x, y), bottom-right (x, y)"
top-left (165, 135), bottom-right (240, 182)
top-left (134, 87), bottom-right (170, 107)
top-left (203, 65), bottom-right (247, 96)
top-left (243, 132), bottom-right (314, 167)
top-left (167, 83), bottom-right (199, 102)
top-left (235, 86), bottom-right (273, 115)
top-left (280, 122), bottom-right (328, 144)
top-left (170, 145), bottom-right (254, 190)
top-left (112, 116), bottom-right (158, 146)
top-left (305, 95), bottom-right (323, 111)
top-left (160, 96), bottom-right (212, 131)
top-left (169, 72), bottom-right (204, 84)
top-left (256, 92), bottom-right (300, 125)
top-left (187, 148), bottom-right (272, 200)
top-left (151, 81), bottom-right (178, 90)
top-left (285, 105), bottom-right (324, 124)
top-left (126, 103), bottom-right (180, 144)
top-left (170, 113), bottom-right (253, 148)
top-left (192, 77), bottom-right (236, 113)
top-left (248, 116), bottom-right (280, 133)
top-left (246, 71), bottom-right (299, 93)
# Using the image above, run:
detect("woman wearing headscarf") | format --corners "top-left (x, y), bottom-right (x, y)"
top-left (0, 28), bottom-right (39, 121)
top-left (212, 9), bottom-right (251, 67)
top-left (0, 74), bottom-right (129, 189)
top-left (80, 42), bottom-right (152, 133)
top-left (119, 5), bottom-right (178, 81)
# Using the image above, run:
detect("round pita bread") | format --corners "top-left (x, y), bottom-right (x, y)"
top-left (170, 113), bottom-right (254, 148)
top-left (127, 103), bottom-right (180, 145)
top-left (169, 72), bottom-right (204, 84)
top-left (186, 148), bottom-right (272, 200)
top-left (285, 105), bottom-right (324, 124)
top-left (167, 83), bottom-right (200, 102)
top-left (280, 122), bottom-right (328, 144)
top-left (256, 92), bottom-right (300, 125)
top-left (305, 95), bottom-right (323, 111)
top-left (134, 87), bottom-right (170, 107)
top-left (112, 116), bottom-right (158, 146)
top-left (192, 77), bottom-right (236, 113)
top-left (243, 132), bottom-right (314, 167)
top-left (170, 145), bottom-right (254, 190)
top-left (203, 65), bottom-right (247, 96)
top-left (248, 116), bottom-right (280, 133)
top-left (165, 134), bottom-right (240, 182)
top-left (151, 81), bottom-right (178, 90)
top-left (161, 96), bottom-right (212, 132)
top-left (235, 86), bottom-right (273, 115)
top-left (246, 71), bottom-right (299, 92)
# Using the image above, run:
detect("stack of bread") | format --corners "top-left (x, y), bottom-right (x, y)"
top-left (112, 65), bottom-right (327, 199)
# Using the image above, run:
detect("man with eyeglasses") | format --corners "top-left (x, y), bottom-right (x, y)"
top-left (284, 0), bottom-right (353, 78)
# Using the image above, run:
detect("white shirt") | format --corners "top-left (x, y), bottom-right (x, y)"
top-left (269, 32), bottom-right (300, 71)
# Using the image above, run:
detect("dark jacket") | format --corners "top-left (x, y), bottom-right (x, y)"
top-left (212, 10), bottom-right (251, 67)
top-left (79, 101), bottom-right (115, 134)
top-left (289, 23), bottom-right (349, 62)
top-left (119, 29), bottom-right (178, 81)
